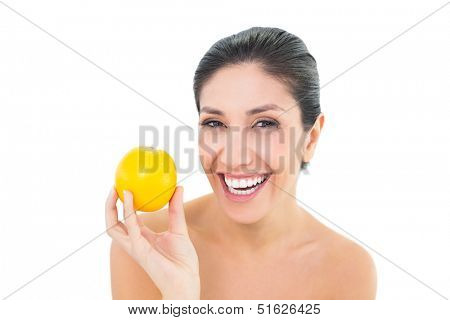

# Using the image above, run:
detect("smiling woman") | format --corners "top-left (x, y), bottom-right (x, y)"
top-left (106, 26), bottom-right (377, 300)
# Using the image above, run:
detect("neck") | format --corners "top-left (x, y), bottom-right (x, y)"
top-left (208, 184), bottom-right (307, 255)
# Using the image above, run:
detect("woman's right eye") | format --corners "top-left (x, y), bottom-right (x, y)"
top-left (200, 120), bottom-right (225, 128)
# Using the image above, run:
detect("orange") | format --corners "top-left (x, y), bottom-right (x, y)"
top-left (115, 146), bottom-right (177, 212)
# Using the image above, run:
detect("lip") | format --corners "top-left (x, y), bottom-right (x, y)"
top-left (217, 173), bottom-right (271, 202)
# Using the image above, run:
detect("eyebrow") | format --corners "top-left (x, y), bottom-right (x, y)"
top-left (199, 106), bottom-right (224, 115)
top-left (200, 104), bottom-right (284, 116)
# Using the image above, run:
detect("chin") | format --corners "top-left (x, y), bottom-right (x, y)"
top-left (208, 171), bottom-right (275, 224)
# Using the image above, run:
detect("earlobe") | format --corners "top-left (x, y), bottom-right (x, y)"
top-left (294, 130), bottom-right (309, 165)
top-left (302, 113), bottom-right (325, 163)
top-left (301, 130), bottom-right (313, 163)
top-left (301, 161), bottom-right (311, 175)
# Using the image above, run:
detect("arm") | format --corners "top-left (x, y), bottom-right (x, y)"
top-left (110, 240), bottom-right (162, 299)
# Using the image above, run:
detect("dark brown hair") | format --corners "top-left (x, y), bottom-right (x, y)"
top-left (193, 27), bottom-right (320, 170)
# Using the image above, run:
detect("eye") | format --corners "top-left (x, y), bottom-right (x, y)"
top-left (252, 119), bottom-right (279, 129)
top-left (200, 119), bottom-right (226, 128)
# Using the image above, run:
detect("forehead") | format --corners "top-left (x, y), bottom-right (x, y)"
top-left (199, 63), bottom-right (297, 113)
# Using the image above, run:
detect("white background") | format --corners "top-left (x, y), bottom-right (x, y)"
top-left (0, 0), bottom-right (448, 308)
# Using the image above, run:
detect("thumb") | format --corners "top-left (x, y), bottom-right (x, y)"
top-left (168, 186), bottom-right (188, 236)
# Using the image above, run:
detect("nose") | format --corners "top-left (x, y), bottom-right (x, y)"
top-left (219, 127), bottom-right (253, 172)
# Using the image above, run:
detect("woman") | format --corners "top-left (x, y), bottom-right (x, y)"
top-left (105, 27), bottom-right (377, 299)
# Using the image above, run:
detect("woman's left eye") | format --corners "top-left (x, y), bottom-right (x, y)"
top-left (253, 119), bottom-right (279, 128)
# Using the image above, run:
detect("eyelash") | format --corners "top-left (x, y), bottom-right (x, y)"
top-left (253, 119), bottom-right (279, 129)
top-left (200, 119), bottom-right (279, 129)
top-left (200, 119), bottom-right (225, 128)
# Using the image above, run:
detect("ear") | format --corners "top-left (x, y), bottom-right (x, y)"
top-left (302, 113), bottom-right (325, 163)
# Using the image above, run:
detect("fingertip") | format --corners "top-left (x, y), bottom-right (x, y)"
top-left (123, 190), bottom-right (129, 207)
top-left (111, 186), bottom-right (118, 199)
top-left (123, 189), bottom-right (133, 200)
top-left (106, 186), bottom-right (118, 208)
top-left (107, 186), bottom-right (113, 197)
top-left (168, 186), bottom-right (187, 235)
top-left (171, 186), bottom-right (183, 204)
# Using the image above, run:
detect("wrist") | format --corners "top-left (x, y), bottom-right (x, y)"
top-left (162, 276), bottom-right (201, 300)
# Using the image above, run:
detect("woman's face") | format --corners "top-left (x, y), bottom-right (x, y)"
top-left (198, 63), bottom-right (306, 224)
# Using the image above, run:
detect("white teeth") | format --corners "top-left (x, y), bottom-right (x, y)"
top-left (228, 186), bottom-right (257, 195)
top-left (224, 175), bottom-right (268, 188)
top-left (223, 174), bottom-right (269, 196)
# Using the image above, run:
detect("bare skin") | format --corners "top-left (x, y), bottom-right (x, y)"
top-left (110, 193), bottom-right (377, 299)
top-left (109, 63), bottom-right (377, 299)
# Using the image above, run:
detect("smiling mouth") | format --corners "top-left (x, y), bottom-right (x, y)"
top-left (217, 173), bottom-right (271, 200)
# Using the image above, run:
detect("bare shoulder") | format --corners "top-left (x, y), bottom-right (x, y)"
top-left (317, 227), bottom-right (378, 299)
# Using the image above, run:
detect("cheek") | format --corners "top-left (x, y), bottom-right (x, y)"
top-left (198, 130), bottom-right (223, 168)
top-left (251, 131), bottom-right (290, 173)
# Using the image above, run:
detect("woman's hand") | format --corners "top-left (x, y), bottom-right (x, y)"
top-left (105, 185), bottom-right (200, 299)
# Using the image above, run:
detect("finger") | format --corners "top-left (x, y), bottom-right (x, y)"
top-left (135, 209), bottom-right (159, 244)
top-left (105, 186), bottom-right (127, 235)
top-left (105, 186), bottom-right (128, 236)
top-left (105, 187), bottom-right (131, 251)
top-left (123, 190), bottom-right (142, 241)
top-left (168, 186), bottom-right (188, 236)
top-left (136, 212), bottom-right (145, 227)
